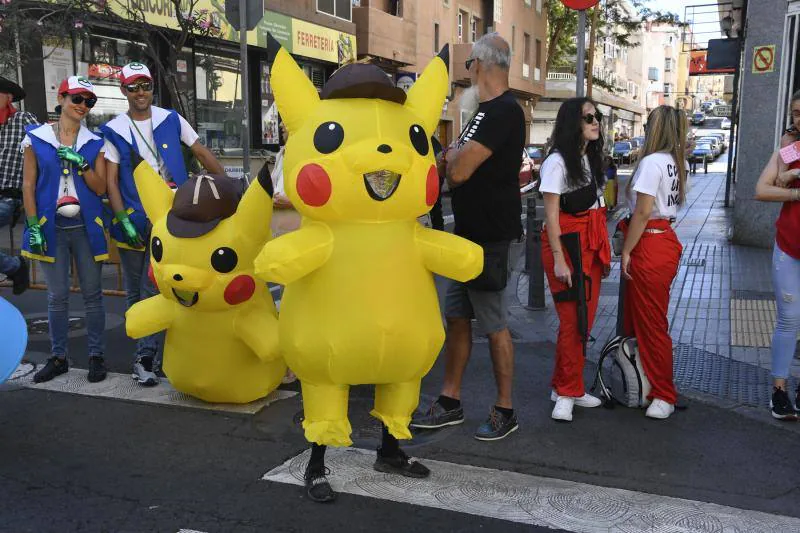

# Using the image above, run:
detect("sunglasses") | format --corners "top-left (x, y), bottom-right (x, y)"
top-left (583, 112), bottom-right (602, 125)
top-left (465, 58), bottom-right (477, 70)
top-left (62, 93), bottom-right (97, 108)
top-left (125, 81), bottom-right (153, 93)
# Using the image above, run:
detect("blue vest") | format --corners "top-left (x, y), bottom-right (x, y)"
top-left (100, 107), bottom-right (189, 248)
top-left (22, 124), bottom-right (108, 263)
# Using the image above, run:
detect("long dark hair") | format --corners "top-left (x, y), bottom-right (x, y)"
top-left (548, 97), bottom-right (605, 189)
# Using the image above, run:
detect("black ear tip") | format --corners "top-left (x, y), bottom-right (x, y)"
top-left (438, 44), bottom-right (450, 71)
top-left (267, 33), bottom-right (282, 58)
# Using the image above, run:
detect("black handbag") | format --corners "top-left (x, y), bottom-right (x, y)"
top-left (466, 241), bottom-right (510, 291)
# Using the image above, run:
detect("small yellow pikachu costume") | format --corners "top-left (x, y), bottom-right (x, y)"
top-left (125, 154), bottom-right (285, 403)
top-left (255, 37), bottom-right (483, 446)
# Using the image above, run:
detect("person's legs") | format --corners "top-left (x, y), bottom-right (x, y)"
top-left (469, 287), bottom-right (513, 408)
top-left (440, 281), bottom-right (474, 401)
top-left (71, 228), bottom-right (106, 358)
top-left (0, 198), bottom-right (21, 275)
top-left (771, 245), bottom-right (800, 389)
top-left (34, 229), bottom-right (71, 383)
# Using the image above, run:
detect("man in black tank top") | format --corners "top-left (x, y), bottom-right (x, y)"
top-left (411, 33), bottom-right (524, 442)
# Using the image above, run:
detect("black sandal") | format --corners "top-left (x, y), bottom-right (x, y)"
top-left (304, 467), bottom-right (336, 503)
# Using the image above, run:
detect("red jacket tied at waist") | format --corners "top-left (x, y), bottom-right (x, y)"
top-left (547, 208), bottom-right (611, 275)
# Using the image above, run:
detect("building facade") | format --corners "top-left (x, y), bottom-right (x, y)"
top-left (353, 0), bottom-right (548, 148)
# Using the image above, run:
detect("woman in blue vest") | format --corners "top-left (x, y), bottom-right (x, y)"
top-left (21, 76), bottom-right (108, 383)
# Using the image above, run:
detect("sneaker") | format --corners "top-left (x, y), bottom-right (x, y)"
top-left (474, 407), bottom-right (519, 441)
top-left (551, 396), bottom-right (575, 422)
top-left (550, 390), bottom-right (602, 408)
top-left (410, 400), bottom-right (464, 429)
top-left (304, 466), bottom-right (336, 503)
top-left (645, 398), bottom-right (675, 420)
top-left (772, 387), bottom-right (797, 421)
top-left (132, 356), bottom-right (159, 386)
top-left (33, 356), bottom-right (68, 383)
top-left (9, 256), bottom-right (29, 295)
top-left (87, 356), bottom-right (107, 383)
top-left (374, 448), bottom-right (430, 478)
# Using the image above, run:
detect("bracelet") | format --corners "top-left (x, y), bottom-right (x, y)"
top-left (793, 189), bottom-right (800, 202)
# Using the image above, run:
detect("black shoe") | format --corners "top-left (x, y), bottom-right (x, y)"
top-left (374, 448), bottom-right (430, 478)
top-left (771, 387), bottom-right (797, 421)
top-left (304, 467), bottom-right (336, 503)
top-left (474, 407), bottom-right (519, 441)
top-left (409, 400), bottom-right (465, 429)
top-left (9, 256), bottom-right (29, 295)
top-left (33, 357), bottom-right (68, 383)
top-left (87, 356), bottom-right (107, 383)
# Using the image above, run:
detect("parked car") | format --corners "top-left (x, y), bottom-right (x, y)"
top-left (524, 144), bottom-right (546, 176)
top-left (690, 144), bottom-right (713, 173)
top-left (721, 117), bottom-right (732, 130)
top-left (613, 141), bottom-right (634, 164)
top-left (692, 112), bottom-right (706, 125)
top-left (629, 138), bottom-right (643, 160)
top-left (708, 133), bottom-right (727, 151)
top-left (697, 137), bottom-right (721, 157)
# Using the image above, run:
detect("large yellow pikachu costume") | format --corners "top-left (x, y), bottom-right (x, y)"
top-left (125, 153), bottom-right (285, 403)
top-left (255, 37), bottom-right (483, 447)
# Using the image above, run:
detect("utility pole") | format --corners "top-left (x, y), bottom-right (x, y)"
top-left (586, 6), bottom-right (600, 99)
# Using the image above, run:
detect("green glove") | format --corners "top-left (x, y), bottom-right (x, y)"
top-left (115, 211), bottom-right (144, 248)
top-left (57, 146), bottom-right (88, 171)
top-left (26, 215), bottom-right (46, 254)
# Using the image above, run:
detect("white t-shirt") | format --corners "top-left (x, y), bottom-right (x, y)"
top-left (627, 152), bottom-right (685, 220)
top-left (20, 124), bottom-right (82, 203)
top-left (538, 152), bottom-right (604, 209)
top-left (104, 114), bottom-right (199, 181)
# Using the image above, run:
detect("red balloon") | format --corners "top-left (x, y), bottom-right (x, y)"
top-left (560, 0), bottom-right (600, 9)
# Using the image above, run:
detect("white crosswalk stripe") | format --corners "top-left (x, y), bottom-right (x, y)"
top-left (263, 447), bottom-right (800, 532)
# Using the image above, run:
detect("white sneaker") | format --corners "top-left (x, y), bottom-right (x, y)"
top-left (645, 398), bottom-right (675, 419)
top-left (550, 390), bottom-right (602, 408)
top-left (551, 396), bottom-right (575, 422)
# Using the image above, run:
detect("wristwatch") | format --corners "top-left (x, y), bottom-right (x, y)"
top-left (78, 160), bottom-right (90, 173)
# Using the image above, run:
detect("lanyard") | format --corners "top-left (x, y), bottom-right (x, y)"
top-left (128, 113), bottom-right (161, 163)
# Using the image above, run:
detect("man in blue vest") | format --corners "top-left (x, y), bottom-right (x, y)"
top-left (102, 62), bottom-right (224, 386)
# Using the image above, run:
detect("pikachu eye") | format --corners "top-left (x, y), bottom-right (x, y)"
top-left (151, 237), bottom-right (163, 262)
top-left (211, 247), bottom-right (238, 273)
top-left (314, 121), bottom-right (344, 154)
top-left (409, 124), bottom-right (429, 156)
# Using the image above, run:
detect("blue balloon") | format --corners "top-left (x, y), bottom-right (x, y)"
top-left (0, 296), bottom-right (27, 383)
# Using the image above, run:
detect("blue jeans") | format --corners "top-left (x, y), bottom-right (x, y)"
top-left (119, 235), bottom-right (160, 361)
top-left (0, 197), bottom-right (21, 275)
top-left (40, 226), bottom-right (105, 358)
top-left (771, 243), bottom-right (800, 379)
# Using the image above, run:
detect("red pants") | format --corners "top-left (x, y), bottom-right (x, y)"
top-left (542, 209), bottom-right (610, 397)
top-left (622, 219), bottom-right (682, 404)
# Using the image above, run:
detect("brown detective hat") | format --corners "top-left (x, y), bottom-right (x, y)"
top-left (320, 63), bottom-right (407, 104)
top-left (167, 174), bottom-right (244, 238)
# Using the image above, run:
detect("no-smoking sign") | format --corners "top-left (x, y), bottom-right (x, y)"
top-left (752, 45), bottom-right (776, 74)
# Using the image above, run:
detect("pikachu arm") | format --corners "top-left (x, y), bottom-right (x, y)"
top-left (125, 295), bottom-right (175, 339)
top-left (234, 300), bottom-right (281, 363)
top-left (415, 225), bottom-right (484, 282)
top-left (254, 221), bottom-right (333, 285)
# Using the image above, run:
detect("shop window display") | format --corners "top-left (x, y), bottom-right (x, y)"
top-left (195, 52), bottom-right (243, 150)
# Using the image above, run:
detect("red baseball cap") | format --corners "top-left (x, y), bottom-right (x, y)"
top-left (58, 76), bottom-right (96, 98)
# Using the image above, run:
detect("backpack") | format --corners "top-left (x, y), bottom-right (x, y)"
top-left (594, 335), bottom-right (651, 408)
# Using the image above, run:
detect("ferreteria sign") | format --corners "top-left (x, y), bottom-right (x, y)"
top-left (106, 0), bottom-right (356, 64)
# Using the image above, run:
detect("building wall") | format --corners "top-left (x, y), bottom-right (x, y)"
top-left (271, 0), bottom-right (356, 33)
top-left (732, 0), bottom-right (787, 247)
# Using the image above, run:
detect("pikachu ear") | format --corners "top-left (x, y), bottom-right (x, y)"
top-left (267, 33), bottom-right (320, 134)
top-left (231, 166), bottom-right (274, 245)
top-left (405, 45), bottom-right (449, 135)
top-left (131, 150), bottom-right (172, 221)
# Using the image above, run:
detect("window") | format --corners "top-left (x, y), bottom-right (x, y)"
top-left (471, 17), bottom-right (480, 42)
top-left (665, 58), bottom-right (673, 71)
top-left (536, 0), bottom-right (542, 12)
top-left (535, 38), bottom-right (542, 81)
top-left (458, 11), bottom-right (466, 43)
top-left (523, 33), bottom-right (531, 79)
top-left (434, 23), bottom-right (440, 54)
top-left (664, 83), bottom-right (673, 96)
top-left (648, 67), bottom-right (660, 81)
top-left (317, 0), bottom-right (352, 21)
top-left (195, 52), bottom-right (244, 150)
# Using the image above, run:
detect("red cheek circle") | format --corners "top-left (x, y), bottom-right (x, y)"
top-left (296, 164), bottom-right (332, 207)
top-left (426, 165), bottom-right (439, 207)
top-left (224, 275), bottom-right (256, 305)
top-left (147, 265), bottom-right (158, 291)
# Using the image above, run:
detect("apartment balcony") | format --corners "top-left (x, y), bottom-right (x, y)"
top-left (353, 6), bottom-right (416, 66)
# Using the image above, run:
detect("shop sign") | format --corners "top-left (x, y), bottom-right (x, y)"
top-left (689, 50), bottom-right (735, 75)
top-left (290, 18), bottom-right (356, 64)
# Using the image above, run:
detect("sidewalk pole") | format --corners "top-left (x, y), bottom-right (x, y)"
top-left (239, 0), bottom-right (251, 183)
top-left (615, 276), bottom-right (626, 336)
top-left (526, 196), bottom-right (546, 309)
top-left (576, 9), bottom-right (586, 98)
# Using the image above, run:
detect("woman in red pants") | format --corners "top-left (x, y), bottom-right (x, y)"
top-left (621, 105), bottom-right (687, 420)
top-left (540, 97), bottom-right (610, 422)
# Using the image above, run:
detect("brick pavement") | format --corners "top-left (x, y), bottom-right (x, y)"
top-left (512, 169), bottom-right (794, 413)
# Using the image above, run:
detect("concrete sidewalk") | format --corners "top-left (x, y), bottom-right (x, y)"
top-left (510, 164), bottom-right (792, 425)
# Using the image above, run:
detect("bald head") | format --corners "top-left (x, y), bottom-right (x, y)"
top-left (470, 33), bottom-right (511, 71)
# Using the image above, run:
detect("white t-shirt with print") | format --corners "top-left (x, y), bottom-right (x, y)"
top-left (538, 152), bottom-right (604, 209)
top-left (103, 114), bottom-right (199, 181)
top-left (627, 152), bottom-right (684, 220)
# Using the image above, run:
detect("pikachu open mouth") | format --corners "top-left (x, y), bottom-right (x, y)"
top-left (172, 289), bottom-right (199, 308)
top-left (363, 170), bottom-right (401, 201)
